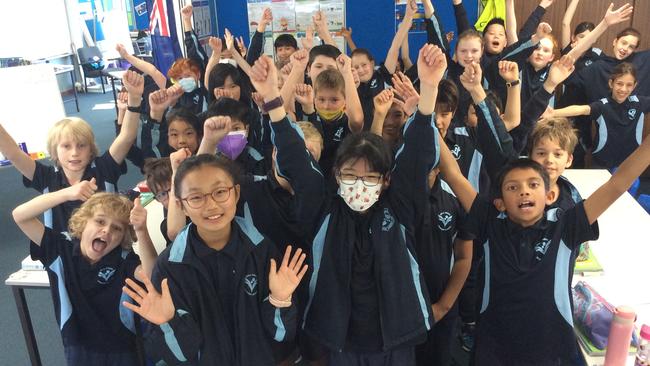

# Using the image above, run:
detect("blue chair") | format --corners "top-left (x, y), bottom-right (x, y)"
top-left (637, 194), bottom-right (650, 214)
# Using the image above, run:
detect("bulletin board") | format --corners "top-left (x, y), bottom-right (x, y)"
top-left (395, 0), bottom-right (427, 34)
top-left (0, 65), bottom-right (65, 163)
top-left (246, 0), bottom-right (346, 58)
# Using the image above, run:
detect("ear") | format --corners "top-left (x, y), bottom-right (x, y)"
top-left (493, 198), bottom-right (506, 212)
top-left (545, 188), bottom-right (556, 205)
top-left (608, 79), bottom-right (613, 90)
top-left (566, 153), bottom-right (573, 169)
top-left (233, 184), bottom-right (241, 203)
top-left (383, 174), bottom-right (391, 189)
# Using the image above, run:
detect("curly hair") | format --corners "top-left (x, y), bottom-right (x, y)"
top-left (68, 192), bottom-right (136, 251)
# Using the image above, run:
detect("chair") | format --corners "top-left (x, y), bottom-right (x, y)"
top-left (77, 46), bottom-right (122, 93)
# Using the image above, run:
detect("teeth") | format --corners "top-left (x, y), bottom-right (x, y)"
top-left (207, 215), bottom-right (221, 220)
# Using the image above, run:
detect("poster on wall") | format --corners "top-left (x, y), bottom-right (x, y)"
top-left (247, 0), bottom-right (346, 57)
top-left (395, 0), bottom-right (426, 34)
top-left (192, 0), bottom-right (212, 39)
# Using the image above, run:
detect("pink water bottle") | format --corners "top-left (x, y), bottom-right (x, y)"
top-left (604, 306), bottom-right (636, 366)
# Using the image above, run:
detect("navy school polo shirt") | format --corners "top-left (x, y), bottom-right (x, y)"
top-left (30, 228), bottom-right (140, 353)
top-left (307, 112), bottom-right (351, 180)
top-left (466, 199), bottom-right (598, 364)
top-left (22, 151), bottom-right (125, 234)
top-left (589, 95), bottom-right (650, 169)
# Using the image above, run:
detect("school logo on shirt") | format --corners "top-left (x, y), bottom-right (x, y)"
top-left (437, 212), bottom-right (454, 231)
top-left (244, 274), bottom-right (258, 296)
top-left (534, 238), bottom-right (551, 261)
top-left (193, 94), bottom-right (200, 104)
top-left (585, 60), bottom-right (593, 67)
top-left (370, 79), bottom-right (378, 89)
top-left (451, 144), bottom-right (462, 160)
top-left (97, 267), bottom-right (116, 284)
top-left (334, 127), bottom-right (345, 142)
top-left (382, 208), bottom-right (395, 232)
top-left (628, 109), bottom-right (637, 120)
top-left (539, 71), bottom-right (548, 82)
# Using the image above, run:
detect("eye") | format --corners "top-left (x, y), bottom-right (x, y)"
top-left (530, 182), bottom-right (540, 189)
top-left (96, 218), bottom-right (105, 225)
top-left (187, 194), bottom-right (204, 204)
top-left (506, 184), bottom-right (517, 191)
top-left (111, 224), bottom-right (123, 232)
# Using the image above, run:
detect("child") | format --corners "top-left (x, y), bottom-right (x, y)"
top-left (142, 157), bottom-right (177, 246)
top-left (165, 107), bottom-right (203, 155)
top-left (551, 62), bottom-right (650, 169)
top-left (274, 34), bottom-right (299, 64)
top-left (123, 152), bottom-right (308, 365)
top-left (437, 128), bottom-right (650, 364)
top-left (0, 71), bottom-right (144, 233)
top-left (12, 191), bottom-right (157, 365)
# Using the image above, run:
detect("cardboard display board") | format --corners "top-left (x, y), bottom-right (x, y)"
top-left (0, 65), bottom-right (66, 163)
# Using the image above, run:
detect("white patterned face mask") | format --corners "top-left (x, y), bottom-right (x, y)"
top-left (338, 179), bottom-right (382, 212)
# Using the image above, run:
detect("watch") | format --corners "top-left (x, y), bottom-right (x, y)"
top-left (506, 80), bottom-right (520, 88)
top-left (262, 96), bottom-right (284, 113)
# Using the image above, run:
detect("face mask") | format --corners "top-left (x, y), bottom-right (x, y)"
top-left (338, 179), bottom-right (381, 212)
top-left (217, 131), bottom-right (248, 160)
top-left (316, 107), bottom-right (345, 121)
top-left (219, 58), bottom-right (238, 67)
top-left (178, 77), bottom-right (197, 93)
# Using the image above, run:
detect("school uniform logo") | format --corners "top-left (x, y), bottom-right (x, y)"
top-left (193, 94), bottom-right (200, 104)
top-left (451, 144), bottom-right (462, 160)
top-left (244, 274), bottom-right (258, 296)
top-left (437, 212), bottom-right (454, 231)
top-left (333, 127), bottom-right (345, 142)
top-left (97, 267), bottom-right (116, 284)
top-left (585, 60), bottom-right (593, 67)
top-left (370, 79), bottom-right (378, 89)
top-left (628, 109), bottom-right (637, 120)
top-left (540, 71), bottom-right (548, 82)
top-left (534, 238), bottom-right (551, 261)
top-left (382, 208), bottom-right (395, 232)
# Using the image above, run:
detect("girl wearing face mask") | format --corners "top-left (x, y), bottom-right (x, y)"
top-left (549, 63), bottom-right (650, 170)
top-left (167, 58), bottom-right (208, 115)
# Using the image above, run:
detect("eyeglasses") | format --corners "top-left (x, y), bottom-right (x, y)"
top-left (181, 187), bottom-right (235, 209)
top-left (154, 189), bottom-right (171, 202)
top-left (338, 173), bottom-right (383, 187)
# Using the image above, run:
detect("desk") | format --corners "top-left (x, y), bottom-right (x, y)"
top-left (53, 65), bottom-right (79, 112)
top-left (4, 196), bottom-right (166, 366)
top-left (107, 70), bottom-right (127, 115)
top-left (563, 169), bottom-right (650, 365)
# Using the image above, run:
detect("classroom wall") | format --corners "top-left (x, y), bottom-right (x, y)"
top-left (211, 0), bottom-right (479, 61)
top-left (512, 0), bottom-right (650, 55)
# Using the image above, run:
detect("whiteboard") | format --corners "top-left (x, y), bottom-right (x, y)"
top-left (0, 64), bottom-right (65, 160)
top-left (0, 0), bottom-right (72, 59)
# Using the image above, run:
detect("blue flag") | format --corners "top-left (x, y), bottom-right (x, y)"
top-left (148, 0), bottom-right (182, 75)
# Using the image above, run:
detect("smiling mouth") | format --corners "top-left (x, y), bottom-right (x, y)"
top-left (205, 214), bottom-right (223, 221)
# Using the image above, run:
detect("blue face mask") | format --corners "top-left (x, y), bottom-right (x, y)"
top-left (217, 131), bottom-right (248, 160)
top-left (178, 77), bottom-right (197, 93)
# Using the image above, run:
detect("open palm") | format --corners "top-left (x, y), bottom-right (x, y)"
top-left (269, 246), bottom-right (308, 302)
top-left (122, 277), bottom-right (175, 325)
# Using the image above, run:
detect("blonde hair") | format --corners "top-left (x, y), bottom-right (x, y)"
top-left (297, 121), bottom-right (324, 150)
top-left (47, 117), bottom-right (99, 167)
top-left (530, 118), bottom-right (578, 154)
top-left (68, 192), bottom-right (136, 250)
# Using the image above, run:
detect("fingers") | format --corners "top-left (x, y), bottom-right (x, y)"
top-left (269, 258), bottom-right (277, 276)
top-left (160, 278), bottom-right (172, 299)
top-left (296, 263), bottom-right (309, 281)
top-left (124, 278), bottom-right (147, 302)
top-left (281, 245), bottom-right (292, 269)
top-left (287, 246), bottom-right (303, 270)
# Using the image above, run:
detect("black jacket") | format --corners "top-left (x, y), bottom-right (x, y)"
top-left (144, 221), bottom-right (297, 365)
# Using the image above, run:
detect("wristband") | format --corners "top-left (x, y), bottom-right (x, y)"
top-left (127, 104), bottom-right (143, 113)
top-left (262, 96), bottom-right (284, 113)
top-left (506, 80), bottom-right (520, 88)
top-left (269, 294), bottom-right (292, 308)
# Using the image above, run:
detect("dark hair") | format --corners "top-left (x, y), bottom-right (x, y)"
top-left (334, 132), bottom-right (393, 176)
top-left (308, 44), bottom-right (342, 66)
top-left (483, 18), bottom-right (506, 35)
top-left (143, 157), bottom-right (172, 194)
top-left (493, 158), bottom-right (550, 198)
top-left (609, 62), bottom-right (636, 82)
top-left (207, 63), bottom-right (252, 104)
top-left (274, 34), bottom-right (298, 50)
top-left (174, 154), bottom-right (242, 199)
top-left (485, 90), bottom-right (503, 113)
top-left (314, 68), bottom-right (345, 96)
top-left (166, 107), bottom-right (204, 141)
top-left (436, 80), bottom-right (459, 113)
top-left (574, 22), bottom-right (595, 36)
top-left (205, 98), bottom-right (250, 126)
top-left (615, 27), bottom-right (641, 44)
top-left (351, 48), bottom-right (375, 63)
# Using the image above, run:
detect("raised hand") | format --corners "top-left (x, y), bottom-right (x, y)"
top-left (170, 147), bottom-right (192, 173)
top-left (203, 116), bottom-right (232, 143)
top-left (534, 22), bottom-right (553, 42)
top-left (116, 90), bottom-right (128, 112)
top-left (604, 3), bottom-right (633, 27)
top-left (149, 89), bottom-right (169, 119)
top-left (236, 36), bottom-right (247, 58)
top-left (373, 89), bottom-right (395, 117)
top-left (312, 10), bottom-right (326, 30)
top-left (300, 26), bottom-right (315, 50)
top-left (459, 61), bottom-right (483, 92)
top-left (214, 88), bottom-right (234, 100)
top-left (338, 27), bottom-right (352, 39)
top-left (290, 48), bottom-right (309, 71)
top-left (122, 70), bottom-right (144, 97)
top-left (208, 36), bottom-right (223, 56)
top-left (294, 84), bottom-right (314, 107)
top-left (417, 44), bottom-right (447, 87)
top-left (545, 54), bottom-right (575, 89)
top-left (122, 277), bottom-right (175, 326)
top-left (250, 56), bottom-right (280, 99)
top-left (116, 43), bottom-right (129, 58)
top-left (392, 72), bottom-right (419, 115)
top-left (167, 84), bottom-right (185, 104)
top-left (180, 4), bottom-right (193, 19)
top-left (65, 177), bottom-right (97, 201)
top-left (129, 196), bottom-right (147, 232)
top-left (498, 60), bottom-right (519, 83)
top-left (260, 8), bottom-right (273, 29)
top-left (224, 28), bottom-right (236, 53)
top-left (405, 0), bottom-right (418, 18)
top-left (336, 54), bottom-right (353, 76)
top-left (539, 0), bottom-right (555, 9)
top-left (269, 246), bottom-right (308, 303)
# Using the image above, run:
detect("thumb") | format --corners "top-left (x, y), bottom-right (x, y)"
top-left (134, 196), bottom-right (142, 208)
top-left (89, 177), bottom-right (98, 189)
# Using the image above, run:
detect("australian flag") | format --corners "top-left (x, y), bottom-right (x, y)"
top-left (148, 0), bottom-right (182, 75)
